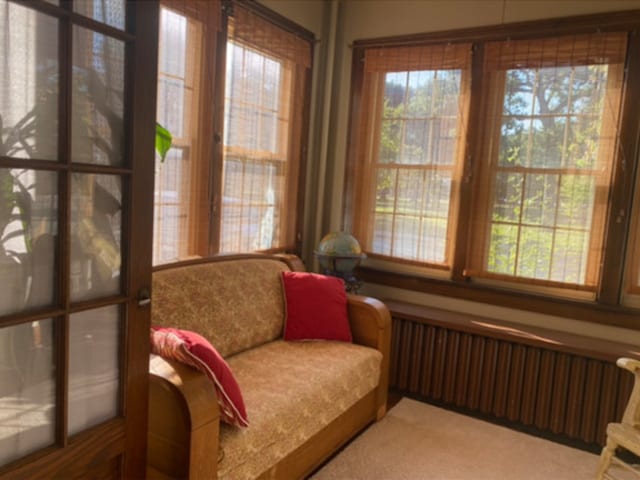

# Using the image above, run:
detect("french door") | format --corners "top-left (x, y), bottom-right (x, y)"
top-left (0, 0), bottom-right (157, 478)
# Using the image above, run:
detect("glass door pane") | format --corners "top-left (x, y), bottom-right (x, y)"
top-left (68, 305), bottom-right (120, 436)
top-left (0, 1), bottom-right (155, 475)
top-left (0, 1), bottom-right (58, 161)
top-left (73, 0), bottom-right (126, 31)
top-left (0, 169), bottom-right (58, 316)
top-left (72, 26), bottom-right (125, 166)
top-left (70, 173), bottom-right (122, 302)
top-left (0, 319), bottom-right (55, 465)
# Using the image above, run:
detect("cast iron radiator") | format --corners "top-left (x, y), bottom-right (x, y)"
top-left (386, 301), bottom-right (638, 449)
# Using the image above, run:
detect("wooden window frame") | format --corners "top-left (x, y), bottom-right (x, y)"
top-left (219, 38), bottom-right (293, 253)
top-left (152, 0), bottom-right (313, 262)
top-left (211, 0), bottom-right (313, 256)
top-left (153, 1), bottom-right (217, 265)
top-left (350, 46), bottom-right (471, 269)
top-left (465, 34), bottom-right (626, 293)
top-left (345, 10), bottom-right (640, 330)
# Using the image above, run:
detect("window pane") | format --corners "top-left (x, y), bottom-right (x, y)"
top-left (372, 166), bottom-right (453, 263)
top-left (68, 306), bottom-right (120, 435)
top-left (0, 169), bottom-right (58, 316)
top-left (220, 158), bottom-right (282, 252)
top-left (70, 174), bottom-right (122, 302)
top-left (485, 60), bottom-right (615, 286)
top-left (566, 115), bottom-right (600, 169)
top-left (557, 175), bottom-right (595, 229)
top-left (516, 226), bottom-right (553, 279)
top-left (492, 172), bottom-right (522, 223)
top-left (223, 42), bottom-right (282, 154)
top-left (530, 117), bottom-right (565, 169)
top-left (550, 229), bottom-right (589, 284)
top-left (498, 117), bottom-right (529, 167)
top-left (488, 224), bottom-right (518, 276)
top-left (73, 0), bottom-right (125, 31)
top-left (218, 6), bottom-right (310, 255)
top-left (157, 77), bottom-right (185, 138)
top-left (372, 213), bottom-right (393, 256)
top-left (379, 118), bottom-right (402, 164)
top-left (72, 27), bottom-right (125, 166)
top-left (154, 7), bottom-right (209, 265)
top-left (0, 1), bottom-right (58, 161)
top-left (522, 174), bottom-right (558, 227)
top-left (366, 66), bottom-right (464, 265)
top-left (221, 39), bottom-right (289, 253)
top-left (154, 147), bottom-right (188, 264)
top-left (0, 319), bottom-right (55, 467)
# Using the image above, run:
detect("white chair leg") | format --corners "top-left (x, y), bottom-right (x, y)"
top-left (596, 438), bottom-right (617, 480)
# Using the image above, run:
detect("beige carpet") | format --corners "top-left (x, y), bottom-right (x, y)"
top-left (311, 397), bottom-right (616, 480)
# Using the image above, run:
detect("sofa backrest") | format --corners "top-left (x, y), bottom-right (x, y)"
top-left (152, 255), bottom-right (293, 358)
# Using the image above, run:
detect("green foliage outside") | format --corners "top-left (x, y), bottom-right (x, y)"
top-left (373, 64), bottom-right (608, 283)
top-left (488, 65), bottom-right (606, 283)
top-left (373, 70), bottom-right (460, 262)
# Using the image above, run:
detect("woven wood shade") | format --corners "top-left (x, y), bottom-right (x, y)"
top-left (153, 0), bottom-right (219, 265)
top-left (351, 42), bottom-right (472, 267)
top-left (220, 3), bottom-right (310, 253)
top-left (466, 32), bottom-right (627, 291)
top-left (228, 3), bottom-right (311, 69)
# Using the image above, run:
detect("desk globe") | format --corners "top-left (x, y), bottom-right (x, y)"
top-left (314, 232), bottom-right (366, 293)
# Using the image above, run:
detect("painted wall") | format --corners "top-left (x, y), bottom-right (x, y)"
top-left (262, 0), bottom-right (640, 344)
top-left (258, 0), bottom-right (337, 266)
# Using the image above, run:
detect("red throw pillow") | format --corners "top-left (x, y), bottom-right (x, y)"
top-left (281, 271), bottom-right (352, 342)
top-left (150, 326), bottom-right (248, 427)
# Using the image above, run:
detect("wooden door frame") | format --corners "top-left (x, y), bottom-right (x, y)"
top-left (123, 0), bottom-right (159, 477)
top-left (0, 1), bottom-right (158, 478)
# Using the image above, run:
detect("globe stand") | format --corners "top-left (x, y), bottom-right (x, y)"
top-left (315, 253), bottom-right (365, 295)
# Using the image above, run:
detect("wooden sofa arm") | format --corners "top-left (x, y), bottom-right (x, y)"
top-left (148, 354), bottom-right (220, 480)
top-left (347, 294), bottom-right (392, 420)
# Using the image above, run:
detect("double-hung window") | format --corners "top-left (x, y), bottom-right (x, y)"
top-left (154, 1), bottom-right (217, 264)
top-left (350, 44), bottom-right (471, 268)
top-left (467, 33), bottom-right (626, 295)
top-left (347, 18), bottom-right (640, 323)
top-left (220, 4), bottom-right (310, 253)
top-left (152, 1), bottom-right (312, 265)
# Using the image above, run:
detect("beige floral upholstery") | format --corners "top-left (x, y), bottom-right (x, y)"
top-left (218, 340), bottom-right (382, 479)
top-left (152, 259), bottom-right (289, 357)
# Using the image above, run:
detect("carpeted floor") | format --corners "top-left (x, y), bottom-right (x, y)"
top-left (311, 397), bottom-right (624, 480)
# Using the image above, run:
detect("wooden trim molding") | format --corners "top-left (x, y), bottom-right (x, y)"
top-left (353, 9), bottom-right (640, 48)
top-left (228, 0), bottom-right (315, 42)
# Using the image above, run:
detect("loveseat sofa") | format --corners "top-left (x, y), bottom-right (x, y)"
top-left (147, 254), bottom-right (391, 479)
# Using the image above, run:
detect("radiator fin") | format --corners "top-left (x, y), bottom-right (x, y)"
top-left (389, 317), bottom-right (633, 447)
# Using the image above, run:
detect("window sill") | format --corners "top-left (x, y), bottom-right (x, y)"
top-left (357, 265), bottom-right (640, 331)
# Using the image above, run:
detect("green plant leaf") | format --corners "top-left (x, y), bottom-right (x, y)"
top-left (155, 122), bottom-right (172, 162)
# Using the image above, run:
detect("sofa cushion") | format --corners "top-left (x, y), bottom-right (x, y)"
top-left (217, 340), bottom-right (382, 479)
top-left (149, 326), bottom-right (249, 427)
top-left (281, 271), bottom-right (352, 342)
top-left (152, 259), bottom-right (289, 357)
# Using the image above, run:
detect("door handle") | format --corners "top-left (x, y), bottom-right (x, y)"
top-left (138, 288), bottom-right (151, 307)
